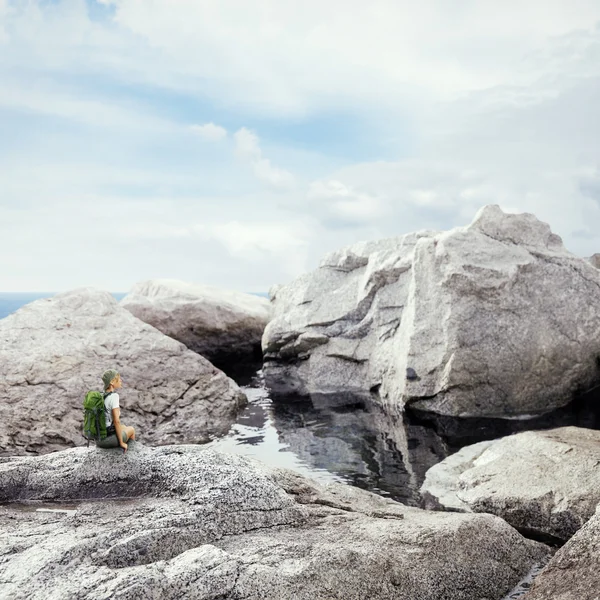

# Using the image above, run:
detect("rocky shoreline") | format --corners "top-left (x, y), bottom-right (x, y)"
top-left (1, 205), bottom-right (599, 599)
top-left (0, 445), bottom-right (551, 600)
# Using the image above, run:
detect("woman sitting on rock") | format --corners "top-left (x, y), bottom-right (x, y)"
top-left (97, 369), bottom-right (136, 452)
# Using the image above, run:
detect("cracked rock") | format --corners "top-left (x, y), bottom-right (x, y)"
top-left (525, 503), bottom-right (600, 600)
top-left (421, 426), bottom-right (600, 542)
top-left (262, 205), bottom-right (600, 418)
top-left (0, 444), bottom-right (550, 600)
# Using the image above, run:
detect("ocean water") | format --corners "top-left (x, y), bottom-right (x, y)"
top-left (0, 292), bottom-right (127, 320)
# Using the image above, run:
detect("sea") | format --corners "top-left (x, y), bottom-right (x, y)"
top-left (0, 292), bottom-right (126, 320)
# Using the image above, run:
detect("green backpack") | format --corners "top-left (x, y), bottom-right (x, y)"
top-left (83, 390), bottom-right (111, 444)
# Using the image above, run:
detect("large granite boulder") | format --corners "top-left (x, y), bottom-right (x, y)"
top-left (0, 287), bottom-right (246, 455)
top-left (263, 205), bottom-right (600, 418)
top-left (0, 444), bottom-right (550, 600)
top-left (526, 504), bottom-right (600, 600)
top-left (121, 279), bottom-right (272, 378)
top-left (421, 427), bottom-right (600, 542)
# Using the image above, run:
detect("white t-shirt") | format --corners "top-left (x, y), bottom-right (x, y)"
top-left (104, 392), bottom-right (120, 428)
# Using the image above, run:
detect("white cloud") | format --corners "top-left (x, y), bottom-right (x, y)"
top-left (234, 127), bottom-right (296, 189)
top-left (2, 0), bottom-right (600, 292)
top-left (0, 78), bottom-right (176, 132)
top-left (0, 1), bottom-right (8, 44)
top-left (49, 0), bottom-right (600, 117)
top-left (308, 180), bottom-right (386, 225)
top-left (0, 191), bottom-right (316, 292)
top-left (117, 223), bottom-right (195, 239)
top-left (212, 220), bottom-right (309, 258)
top-left (5, 0), bottom-right (598, 120)
top-left (189, 122), bottom-right (227, 141)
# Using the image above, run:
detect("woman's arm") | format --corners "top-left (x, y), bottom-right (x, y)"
top-left (111, 407), bottom-right (128, 452)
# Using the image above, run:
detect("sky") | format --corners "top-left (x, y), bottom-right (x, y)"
top-left (1, 0), bottom-right (600, 293)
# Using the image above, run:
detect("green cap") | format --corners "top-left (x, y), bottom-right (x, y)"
top-left (102, 369), bottom-right (120, 391)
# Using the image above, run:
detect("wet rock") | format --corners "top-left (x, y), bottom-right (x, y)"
top-left (263, 205), bottom-right (600, 418)
top-left (421, 427), bottom-right (600, 542)
top-left (121, 279), bottom-right (272, 378)
top-left (0, 445), bottom-right (550, 600)
top-left (0, 287), bottom-right (246, 455)
top-left (526, 504), bottom-right (600, 600)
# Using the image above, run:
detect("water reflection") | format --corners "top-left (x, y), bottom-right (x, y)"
top-left (204, 383), bottom-right (350, 486)
top-left (270, 399), bottom-right (424, 505)
top-left (206, 373), bottom-right (447, 506)
top-left (206, 372), bottom-right (600, 507)
top-left (407, 381), bottom-right (600, 452)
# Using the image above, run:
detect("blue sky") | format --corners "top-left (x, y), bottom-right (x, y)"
top-left (1, 0), bottom-right (600, 292)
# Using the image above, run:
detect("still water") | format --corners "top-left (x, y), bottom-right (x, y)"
top-left (205, 373), bottom-right (436, 506)
top-left (205, 371), bottom-right (600, 508)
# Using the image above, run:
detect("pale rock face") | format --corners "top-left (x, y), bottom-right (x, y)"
top-left (0, 287), bottom-right (246, 455)
top-left (526, 504), bottom-right (600, 600)
top-left (0, 445), bottom-right (550, 600)
top-left (420, 427), bottom-right (600, 542)
top-left (121, 279), bottom-right (272, 377)
top-left (263, 205), bottom-right (600, 418)
top-left (588, 253), bottom-right (600, 269)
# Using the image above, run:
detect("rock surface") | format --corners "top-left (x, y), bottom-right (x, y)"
top-left (588, 253), bottom-right (600, 269)
top-left (263, 205), bottom-right (600, 418)
top-left (0, 287), bottom-right (246, 455)
top-left (421, 427), bottom-right (600, 542)
top-left (0, 444), bottom-right (550, 600)
top-left (121, 279), bottom-right (272, 377)
top-left (526, 504), bottom-right (600, 600)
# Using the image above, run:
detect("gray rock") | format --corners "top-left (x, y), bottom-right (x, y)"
top-left (0, 287), bottom-right (246, 455)
top-left (263, 205), bottom-right (600, 418)
top-left (526, 504), bottom-right (600, 600)
top-left (587, 253), bottom-right (600, 269)
top-left (421, 427), bottom-right (600, 541)
top-left (121, 279), bottom-right (272, 375)
top-left (0, 444), bottom-right (550, 600)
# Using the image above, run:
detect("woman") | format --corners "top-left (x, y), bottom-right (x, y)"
top-left (97, 369), bottom-right (136, 452)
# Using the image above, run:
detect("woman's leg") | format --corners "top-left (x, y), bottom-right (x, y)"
top-left (96, 433), bottom-right (119, 448)
top-left (96, 426), bottom-right (134, 448)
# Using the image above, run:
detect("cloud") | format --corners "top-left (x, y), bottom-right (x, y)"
top-left (212, 220), bottom-right (309, 256)
top-left (234, 127), bottom-right (296, 189)
top-left (0, 191), bottom-right (316, 292)
top-left (2, 0), bottom-right (600, 293)
top-left (579, 168), bottom-right (600, 203)
top-left (0, 78), bottom-right (175, 132)
top-left (42, 0), bottom-right (600, 118)
top-left (189, 122), bottom-right (227, 141)
top-left (0, 1), bottom-right (7, 44)
top-left (307, 180), bottom-right (386, 226)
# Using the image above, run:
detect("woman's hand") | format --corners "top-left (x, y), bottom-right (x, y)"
top-left (120, 441), bottom-right (128, 453)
